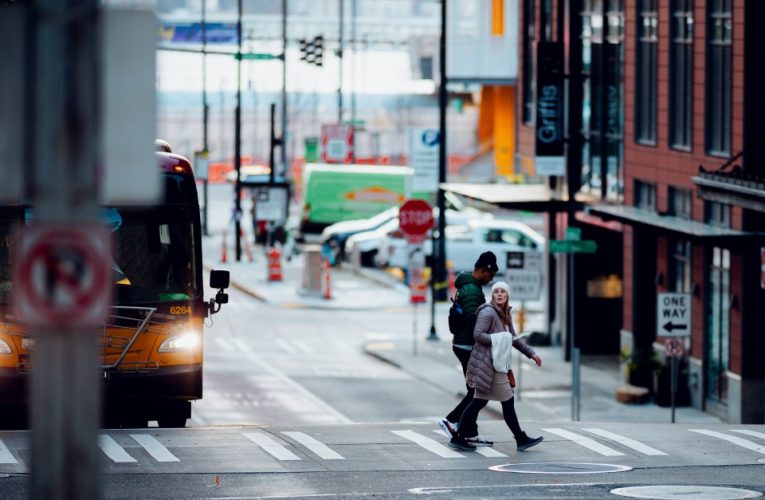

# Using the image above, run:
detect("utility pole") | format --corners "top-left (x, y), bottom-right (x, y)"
top-left (429, 0), bottom-right (448, 340)
top-left (350, 0), bottom-right (357, 163)
top-left (201, 0), bottom-right (210, 236)
top-left (234, 0), bottom-right (243, 261)
top-left (338, 0), bottom-right (344, 123)
top-left (281, 0), bottom-right (288, 177)
top-left (30, 0), bottom-right (103, 497)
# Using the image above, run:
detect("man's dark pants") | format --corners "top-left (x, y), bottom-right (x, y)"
top-left (445, 346), bottom-right (478, 437)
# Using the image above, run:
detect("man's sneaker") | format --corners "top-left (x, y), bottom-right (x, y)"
top-left (516, 433), bottom-right (544, 452)
top-left (438, 419), bottom-right (457, 438)
top-left (448, 436), bottom-right (476, 451)
top-left (465, 435), bottom-right (494, 447)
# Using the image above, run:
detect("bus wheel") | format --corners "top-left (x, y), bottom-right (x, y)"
top-left (158, 416), bottom-right (186, 428)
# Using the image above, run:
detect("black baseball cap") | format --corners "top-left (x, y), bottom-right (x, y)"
top-left (474, 251), bottom-right (498, 273)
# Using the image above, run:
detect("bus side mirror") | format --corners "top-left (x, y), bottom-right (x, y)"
top-left (207, 270), bottom-right (230, 316)
top-left (210, 270), bottom-right (230, 289)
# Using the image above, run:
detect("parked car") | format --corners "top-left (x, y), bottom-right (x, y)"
top-left (320, 206), bottom-right (399, 264)
top-left (376, 219), bottom-right (544, 273)
top-left (343, 219), bottom-right (401, 267)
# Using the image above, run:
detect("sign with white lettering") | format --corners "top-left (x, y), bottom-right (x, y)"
top-left (657, 292), bottom-right (692, 337)
top-left (534, 41), bottom-right (565, 176)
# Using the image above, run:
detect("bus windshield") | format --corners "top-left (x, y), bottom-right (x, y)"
top-left (111, 206), bottom-right (198, 305)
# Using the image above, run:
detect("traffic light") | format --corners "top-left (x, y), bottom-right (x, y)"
top-left (298, 35), bottom-right (323, 67)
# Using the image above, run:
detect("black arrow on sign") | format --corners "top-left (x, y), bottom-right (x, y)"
top-left (663, 321), bottom-right (688, 333)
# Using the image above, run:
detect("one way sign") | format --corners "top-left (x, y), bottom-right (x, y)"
top-left (656, 292), bottom-right (691, 337)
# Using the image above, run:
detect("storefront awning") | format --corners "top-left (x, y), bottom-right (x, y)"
top-left (440, 182), bottom-right (587, 212)
top-left (588, 204), bottom-right (765, 243)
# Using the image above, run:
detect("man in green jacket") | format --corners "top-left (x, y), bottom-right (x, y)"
top-left (439, 251), bottom-right (498, 446)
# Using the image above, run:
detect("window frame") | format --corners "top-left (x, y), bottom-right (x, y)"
top-left (635, 0), bottom-right (658, 146)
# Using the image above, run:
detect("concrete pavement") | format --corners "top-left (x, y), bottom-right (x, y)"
top-left (202, 232), bottom-right (720, 426)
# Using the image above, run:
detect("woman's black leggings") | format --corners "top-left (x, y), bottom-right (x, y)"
top-left (457, 396), bottom-right (524, 441)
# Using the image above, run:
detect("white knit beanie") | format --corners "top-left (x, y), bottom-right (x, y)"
top-left (491, 281), bottom-right (509, 294)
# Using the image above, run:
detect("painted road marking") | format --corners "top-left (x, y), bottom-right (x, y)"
top-left (583, 428), bottom-right (667, 456)
top-left (0, 438), bottom-right (17, 464)
top-left (289, 339), bottom-right (313, 354)
top-left (542, 428), bottom-right (624, 456)
top-left (690, 429), bottom-right (765, 455)
top-left (214, 338), bottom-right (235, 353)
top-left (98, 435), bottom-right (137, 463)
top-left (430, 430), bottom-right (507, 458)
top-left (392, 430), bottom-right (464, 459)
top-left (730, 429), bottom-right (765, 441)
top-left (276, 339), bottom-right (298, 354)
top-left (130, 434), bottom-right (180, 462)
top-left (281, 432), bottom-right (344, 460)
top-left (232, 338), bottom-right (253, 353)
top-left (243, 432), bottom-right (301, 461)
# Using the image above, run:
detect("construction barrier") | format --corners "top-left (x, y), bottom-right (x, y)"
top-left (446, 260), bottom-right (457, 299)
top-left (267, 246), bottom-right (283, 282)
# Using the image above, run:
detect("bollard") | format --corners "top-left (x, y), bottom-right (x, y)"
top-left (321, 257), bottom-right (332, 299)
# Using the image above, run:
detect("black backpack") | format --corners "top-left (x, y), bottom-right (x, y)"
top-left (448, 291), bottom-right (464, 335)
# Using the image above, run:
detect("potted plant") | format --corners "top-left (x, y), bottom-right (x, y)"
top-left (619, 348), bottom-right (661, 392)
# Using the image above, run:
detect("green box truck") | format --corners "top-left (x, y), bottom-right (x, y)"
top-left (297, 163), bottom-right (416, 242)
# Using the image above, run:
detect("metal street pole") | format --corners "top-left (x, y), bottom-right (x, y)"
top-left (337, 0), bottom-right (344, 123)
top-left (350, 0), bottom-right (357, 163)
top-left (202, 0), bottom-right (210, 236)
top-left (234, 0), bottom-right (243, 261)
top-left (31, 0), bottom-right (102, 497)
top-left (428, 0), bottom-right (447, 341)
top-left (281, 0), bottom-right (288, 177)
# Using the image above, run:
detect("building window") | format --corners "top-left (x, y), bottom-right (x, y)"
top-left (635, 0), bottom-right (658, 145)
top-left (704, 201), bottom-right (731, 227)
top-left (635, 180), bottom-right (656, 209)
top-left (580, 0), bottom-right (624, 201)
top-left (706, 0), bottom-right (732, 156)
top-left (668, 186), bottom-right (692, 219)
top-left (522, 0), bottom-right (536, 124)
top-left (670, 240), bottom-right (692, 293)
top-left (706, 246), bottom-right (730, 403)
top-left (669, 0), bottom-right (693, 150)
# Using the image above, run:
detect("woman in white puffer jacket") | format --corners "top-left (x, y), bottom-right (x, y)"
top-left (449, 281), bottom-right (545, 452)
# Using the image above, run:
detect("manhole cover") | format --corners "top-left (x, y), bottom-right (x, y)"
top-left (490, 462), bottom-right (632, 474)
top-left (610, 486), bottom-right (763, 499)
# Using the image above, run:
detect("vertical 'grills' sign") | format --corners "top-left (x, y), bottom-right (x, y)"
top-left (535, 41), bottom-right (565, 176)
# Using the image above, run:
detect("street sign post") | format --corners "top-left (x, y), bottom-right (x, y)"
top-left (664, 337), bottom-right (685, 424)
top-left (550, 239), bottom-right (597, 253)
top-left (657, 292), bottom-right (692, 337)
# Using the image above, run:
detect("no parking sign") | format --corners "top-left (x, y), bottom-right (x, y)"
top-left (14, 224), bottom-right (112, 329)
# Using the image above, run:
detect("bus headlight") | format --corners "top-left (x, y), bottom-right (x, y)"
top-left (158, 331), bottom-right (201, 353)
top-left (0, 339), bottom-right (12, 354)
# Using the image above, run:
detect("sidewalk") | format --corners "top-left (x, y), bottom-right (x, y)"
top-left (203, 233), bottom-right (720, 425)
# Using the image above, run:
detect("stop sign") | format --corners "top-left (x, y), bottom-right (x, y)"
top-left (399, 199), bottom-right (434, 242)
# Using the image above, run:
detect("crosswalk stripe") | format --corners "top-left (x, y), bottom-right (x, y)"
top-left (130, 434), bottom-right (180, 462)
top-left (583, 428), bottom-right (667, 456)
top-left (99, 435), bottom-right (137, 463)
top-left (232, 338), bottom-right (253, 353)
top-left (542, 428), bottom-right (624, 456)
top-left (276, 339), bottom-right (298, 354)
top-left (282, 432), bottom-right (344, 460)
top-left (430, 430), bottom-right (507, 457)
top-left (392, 430), bottom-right (464, 459)
top-left (730, 429), bottom-right (765, 441)
top-left (290, 339), bottom-right (313, 354)
top-left (0, 438), bottom-right (18, 464)
top-left (690, 429), bottom-right (765, 455)
top-left (243, 432), bottom-right (301, 461)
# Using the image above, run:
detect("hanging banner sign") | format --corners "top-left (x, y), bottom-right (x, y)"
top-left (535, 41), bottom-right (565, 177)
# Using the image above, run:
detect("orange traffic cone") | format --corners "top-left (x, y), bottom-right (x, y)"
top-left (220, 229), bottom-right (228, 263)
top-left (267, 246), bottom-right (283, 282)
top-left (321, 257), bottom-right (332, 299)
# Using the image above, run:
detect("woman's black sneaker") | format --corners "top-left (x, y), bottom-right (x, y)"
top-left (448, 436), bottom-right (476, 451)
top-left (516, 434), bottom-right (543, 451)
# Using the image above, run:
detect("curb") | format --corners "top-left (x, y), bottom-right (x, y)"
top-left (204, 264), bottom-right (268, 303)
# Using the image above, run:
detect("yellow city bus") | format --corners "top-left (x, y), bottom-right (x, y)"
top-left (0, 149), bottom-right (229, 428)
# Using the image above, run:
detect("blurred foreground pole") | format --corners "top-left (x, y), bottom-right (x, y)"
top-left (30, 0), bottom-right (103, 497)
top-left (429, 0), bottom-right (448, 341)
top-left (281, 0), bottom-right (288, 177)
top-left (201, 0), bottom-right (210, 236)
